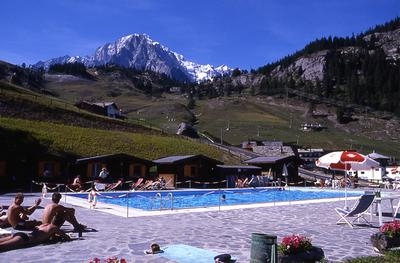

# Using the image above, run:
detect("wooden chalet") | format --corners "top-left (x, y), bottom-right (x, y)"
top-left (216, 164), bottom-right (262, 188)
top-left (0, 150), bottom-right (76, 192)
top-left (75, 101), bottom-right (124, 119)
top-left (244, 155), bottom-right (302, 184)
top-left (75, 153), bottom-right (154, 185)
top-left (153, 154), bottom-right (223, 189)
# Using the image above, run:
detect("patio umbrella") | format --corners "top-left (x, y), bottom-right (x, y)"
top-left (315, 150), bottom-right (380, 209)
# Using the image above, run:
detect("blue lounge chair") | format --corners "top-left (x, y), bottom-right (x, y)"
top-left (335, 194), bottom-right (375, 228)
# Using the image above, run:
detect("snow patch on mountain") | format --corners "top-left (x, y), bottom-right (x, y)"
top-left (34, 34), bottom-right (231, 82)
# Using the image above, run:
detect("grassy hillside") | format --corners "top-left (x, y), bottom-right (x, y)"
top-left (0, 80), bottom-right (238, 163)
top-left (193, 96), bottom-right (400, 157)
top-left (0, 117), bottom-right (237, 163)
top-left (3, 71), bottom-right (400, 161)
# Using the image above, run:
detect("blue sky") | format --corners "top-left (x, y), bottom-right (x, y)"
top-left (1, 0), bottom-right (399, 70)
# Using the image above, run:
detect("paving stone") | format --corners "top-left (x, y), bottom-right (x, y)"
top-left (0, 190), bottom-right (396, 262)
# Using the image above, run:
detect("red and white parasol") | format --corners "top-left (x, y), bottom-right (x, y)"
top-left (316, 150), bottom-right (380, 171)
top-left (316, 150), bottom-right (380, 209)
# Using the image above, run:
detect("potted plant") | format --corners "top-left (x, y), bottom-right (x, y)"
top-left (89, 257), bottom-right (127, 263)
top-left (278, 234), bottom-right (325, 263)
top-left (371, 220), bottom-right (400, 252)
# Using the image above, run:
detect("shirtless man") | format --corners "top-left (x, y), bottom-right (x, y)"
top-left (42, 192), bottom-right (86, 231)
top-left (7, 193), bottom-right (41, 230)
top-left (0, 214), bottom-right (71, 252)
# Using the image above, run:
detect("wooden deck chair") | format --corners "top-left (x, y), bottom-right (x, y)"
top-left (131, 178), bottom-right (144, 190)
top-left (105, 180), bottom-right (123, 191)
top-left (335, 194), bottom-right (375, 228)
top-left (138, 180), bottom-right (153, 190)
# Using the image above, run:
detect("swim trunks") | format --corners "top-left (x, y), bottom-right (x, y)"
top-left (13, 232), bottom-right (29, 242)
top-left (14, 221), bottom-right (29, 230)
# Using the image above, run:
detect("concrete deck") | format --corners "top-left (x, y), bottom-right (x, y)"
top-left (0, 188), bottom-right (399, 263)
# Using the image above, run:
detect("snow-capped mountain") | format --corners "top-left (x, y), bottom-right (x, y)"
top-left (35, 34), bottom-right (232, 82)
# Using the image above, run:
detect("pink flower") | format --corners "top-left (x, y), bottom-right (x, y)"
top-left (89, 257), bottom-right (127, 263)
top-left (279, 234), bottom-right (313, 255)
top-left (380, 220), bottom-right (400, 238)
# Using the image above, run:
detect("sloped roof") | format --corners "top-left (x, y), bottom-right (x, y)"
top-left (93, 102), bottom-right (116, 108)
top-left (153, 154), bottom-right (222, 164)
top-left (367, 152), bottom-right (390, 159)
top-left (216, 165), bottom-right (261, 170)
top-left (76, 153), bottom-right (153, 165)
top-left (244, 156), bottom-right (294, 164)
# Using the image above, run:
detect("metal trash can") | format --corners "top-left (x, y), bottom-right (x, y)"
top-left (250, 233), bottom-right (277, 263)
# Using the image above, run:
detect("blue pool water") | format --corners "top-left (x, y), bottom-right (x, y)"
top-left (70, 188), bottom-right (361, 211)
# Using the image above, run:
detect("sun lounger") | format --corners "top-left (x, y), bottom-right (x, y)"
top-left (131, 178), bottom-right (144, 190)
top-left (105, 180), bottom-right (123, 191)
top-left (138, 180), bottom-right (153, 190)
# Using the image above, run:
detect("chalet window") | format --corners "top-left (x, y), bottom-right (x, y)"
top-left (133, 164), bottom-right (142, 177)
top-left (184, 165), bottom-right (197, 177)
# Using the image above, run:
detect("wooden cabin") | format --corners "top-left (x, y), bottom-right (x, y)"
top-left (75, 153), bottom-right (154, 184)
top-left (216, 164), bottom-right (262, 188)
top-left (153, 154), bottom-right (223, 189)
top-left (244, 155), bottom-right (302, 185)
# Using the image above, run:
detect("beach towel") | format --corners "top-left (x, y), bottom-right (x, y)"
top-left (0, 228), bottom-right (12, 238)
top-left (159, 244), bottom-right (236, 263)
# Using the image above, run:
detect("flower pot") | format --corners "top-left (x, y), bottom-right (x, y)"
top-left (371, 232), bottom-right (400, 252)
top-left (278, 246), bottom-right (324, 263)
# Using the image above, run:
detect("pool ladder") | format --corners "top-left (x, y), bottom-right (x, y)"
top-left (155, 192), bottom-right (174, 210)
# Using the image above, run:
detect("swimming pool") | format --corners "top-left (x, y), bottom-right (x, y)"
top-left (69, 187), bottom-right (361, 211)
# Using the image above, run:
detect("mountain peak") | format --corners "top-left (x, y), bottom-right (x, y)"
top-left (34, 34), bottom-right (231, 82)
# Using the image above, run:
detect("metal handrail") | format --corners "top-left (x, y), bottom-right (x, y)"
top-left (167, 192), bottom-right (174, 210)
top-left (155, 193), bottom-right (162, 210)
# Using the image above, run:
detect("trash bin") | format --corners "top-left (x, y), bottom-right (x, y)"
top-left (250, 233), bottom-right (277, 263)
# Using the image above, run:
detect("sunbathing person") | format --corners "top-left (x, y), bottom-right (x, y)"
top-left (68, 175), bottom-right (84, 192)
top-left (42, 192), bottom-right (86, 232)
top-left (0, 214), bottom-right (71, 252)
top-left (7, 193), bottom-right (41, 230)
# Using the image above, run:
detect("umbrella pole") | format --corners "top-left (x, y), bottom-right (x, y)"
top-left (344, 177), bottom-right (348, 210)
top-left (344, 163), bottom-right (348, 210)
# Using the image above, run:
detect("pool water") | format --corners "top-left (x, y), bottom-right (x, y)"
top-left (70, 188), bottom-right (360, 211)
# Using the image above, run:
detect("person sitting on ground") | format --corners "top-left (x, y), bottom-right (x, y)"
top-left (42, 192), bottom-right (86, 232)
top-left (7, 193), bottom-right (42, 230)
top-left (0, 213), bottom-right (71, 252)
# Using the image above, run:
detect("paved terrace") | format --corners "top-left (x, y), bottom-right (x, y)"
top-left (0, 188), bottom-right (399, 263)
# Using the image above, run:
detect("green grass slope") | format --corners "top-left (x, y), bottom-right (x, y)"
top-left (0, 80), bottom-right (238, 163)
top-left (0, 117), bottom-right (233, 162)
top-left (4, 70), bottom-right (400, 160)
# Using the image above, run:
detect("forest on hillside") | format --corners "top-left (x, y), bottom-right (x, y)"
top-left (255, 17), bottom-right (400, 116)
